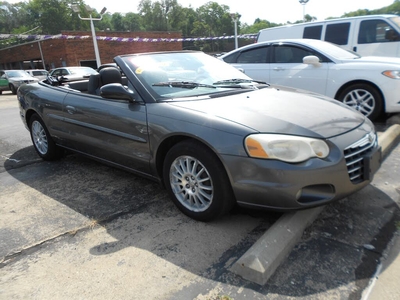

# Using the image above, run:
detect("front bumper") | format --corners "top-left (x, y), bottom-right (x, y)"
top-left (222, 125), bottom-right (381, 211)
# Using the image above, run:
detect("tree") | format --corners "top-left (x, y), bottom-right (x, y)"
top-left (241, 18), bottom-right (282, 34)
top-left (24, 0), bottom-right (72, 34)
top-left (1, 0), bottom-right (399, 51)
top-left (123, 12), bottom-right (143, 32)
top-left (111, 13), bottom-right (124, 31)
top-left (139, 0), bottom-right (168, 31)
top-left (179, 7), bottom-right (197, 37)
top-left (191, 1), bottom-right (236, 52)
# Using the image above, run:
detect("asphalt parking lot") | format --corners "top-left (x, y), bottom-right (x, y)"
top-left (1, 90), bottom-right (400, 299)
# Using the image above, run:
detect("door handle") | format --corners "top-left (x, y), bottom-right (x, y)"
top-left (273, 67), bottom-right (285, 71)
top-left (66, 105), bottom-right (77, 114)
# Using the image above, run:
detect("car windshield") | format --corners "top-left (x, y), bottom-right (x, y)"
top-left (123, 52), bottom-right (261, 99)
top-left (307, 40), bottom-right (361, 59)
top-left (67, 67), bottom-right (97, 75)
top-left (6, 70), bottom-right (31, 78)
top-left (32, 70), bottom-right (48, 76)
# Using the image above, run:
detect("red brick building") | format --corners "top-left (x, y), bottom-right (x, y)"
top-left (0, 31), bottom-right (182, 70)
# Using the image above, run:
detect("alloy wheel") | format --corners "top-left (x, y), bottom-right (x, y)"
top-left (169, 155), bottom-right (213, 212)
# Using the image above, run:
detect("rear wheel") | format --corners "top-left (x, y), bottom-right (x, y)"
top-left (163, 140), bottom-right (234, 221)
top-left (29, 114), bottom-right (62, 160)
top-left (9, 84), bottom-right (17, 95)
top-left (338, 83), bottom-right (382, 121)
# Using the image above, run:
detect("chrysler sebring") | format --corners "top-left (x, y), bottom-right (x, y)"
top-left (17, 51), bottom-right (381, 221)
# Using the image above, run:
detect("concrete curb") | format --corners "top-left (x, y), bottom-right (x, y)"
top-left (379, 124), bottom-right (400, 159)
top-left (230, 206), bottom-right (323, 285)
top-left (230, 124), bottom-right (400, 285)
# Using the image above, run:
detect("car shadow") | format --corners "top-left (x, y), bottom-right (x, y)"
top-left (3, 147), bottom-right (400, 298)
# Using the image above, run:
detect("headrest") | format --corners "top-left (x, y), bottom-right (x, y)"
top-left (100, 67), bottom-right (122, 85)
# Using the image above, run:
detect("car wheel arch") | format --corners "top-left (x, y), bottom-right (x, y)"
top-left (161, 137), bottom-right (236, 221)
top-left (334, 80), bottom-right (385, 119)
top-left (334, 80), bottom-right (384, 106)
top-left (25, 109), bottom-right (38, 128)
top-left (155, 135), bottom-right (227, 186)
top-left (28, 113), bottom-right (63, 160)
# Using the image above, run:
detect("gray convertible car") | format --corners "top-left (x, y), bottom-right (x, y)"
top-left (17, 51), bottom-right (381, 221)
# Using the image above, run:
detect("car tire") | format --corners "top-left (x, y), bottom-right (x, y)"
top-left (29, 114), bottom-right (63, 160)
top-left (163, 140), bottom-right (235, 221)
top-left (9, 84), bottom-right (17, 95)
top-left (338, 83), bottom-right (383, 121)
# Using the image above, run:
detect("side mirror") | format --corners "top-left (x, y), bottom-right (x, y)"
top-left (100, 83), bottom-right (136, 101)
top-left (303, 55), bottom-right (321, 67)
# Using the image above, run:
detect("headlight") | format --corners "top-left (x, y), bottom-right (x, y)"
top-left (382, 70), bottom-right (400, 79)
top-left (245, 134), bottom-right (329, 163)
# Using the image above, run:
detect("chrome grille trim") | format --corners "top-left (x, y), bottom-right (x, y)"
top-left (344, 132), bottom-right (377, 184)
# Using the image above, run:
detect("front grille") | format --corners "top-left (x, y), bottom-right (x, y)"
top-left (344, 132), bottom-right (377, 184)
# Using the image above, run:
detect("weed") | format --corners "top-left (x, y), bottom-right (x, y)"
top-left (395, 221), bottom-right (400, 231)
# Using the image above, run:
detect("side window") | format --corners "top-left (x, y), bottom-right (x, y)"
top-left (236, 46), bottom-right (269, 63)
top-left (325, 23), bottom-right (350, 45)
top-left (272, 46), bottom-right (314, 63)
top-left (303, 25), bottom-right (323, 40)
top-left (358, 20), bottom-right (400, 44)
top-left (221, 52), bottom-right (239, 63)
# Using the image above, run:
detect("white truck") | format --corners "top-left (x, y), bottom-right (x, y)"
top-left (256, 15), bottom-right (400, 57)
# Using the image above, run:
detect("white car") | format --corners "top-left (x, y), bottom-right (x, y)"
top-left (220, 39), bottom-right (400, 121)
top-left (0, 70), bottom-right (39, 95)
top-left (25, 69), bottom-right (49, 81)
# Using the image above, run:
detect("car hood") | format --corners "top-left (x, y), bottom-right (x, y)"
top-left (9, 76), bottom-right (38, 82)
top-left (343, 56), bottom-right (400, 65)
top-left (168, 86), bottom-right (365, 139)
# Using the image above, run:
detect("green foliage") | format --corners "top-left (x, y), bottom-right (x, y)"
top-left (111, 12), bottom-right (124, 31)
top-left (123, 12), bottom-right (143, 31)
top-left (241, 18), bottom-right (283, 34)
top-left (340, 0), bottom-right (399, 17)
top-left (0, 0), bottom-right (399, 50)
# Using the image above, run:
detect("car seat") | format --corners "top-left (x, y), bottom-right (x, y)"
top-left (88, 67), bottom-right (122, 95)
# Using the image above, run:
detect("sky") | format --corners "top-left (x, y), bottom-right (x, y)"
top-left (5, 0), bottom-right (398, 24)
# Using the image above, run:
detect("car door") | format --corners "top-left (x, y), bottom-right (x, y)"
top-left (61, 91), bottom-right (151, 174)
top-left (269, 43), bottom-right (330, 95)
top-left (0, 71), bottom-right (8, 91)
top-left (354, 18), bottom-right (400, 57)
top-left (224, 45), bottom-right (271, 83)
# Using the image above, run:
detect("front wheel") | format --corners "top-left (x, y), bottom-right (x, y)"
top-left (338, 83), bottom-right (383, 121)
top-left (163, 140), bottom-right (234, 221)
top-left (29, 114), bottom-right (63, 160)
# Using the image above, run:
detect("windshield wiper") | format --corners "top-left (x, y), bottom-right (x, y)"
top-left (213, 78), bottom-right (267, 85)
top-left (152, 81), bottom-right (216, 89)
top-left (211, 78), bottom-right (269, 90)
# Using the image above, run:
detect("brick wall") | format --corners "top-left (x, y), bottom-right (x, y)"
top-left (0, 31), bottom-right (182, 70)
